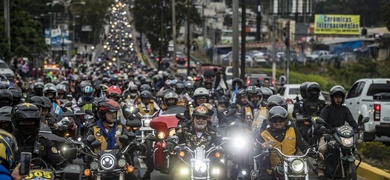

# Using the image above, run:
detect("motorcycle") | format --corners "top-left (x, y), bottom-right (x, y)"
top-left (252, 140), bottom-right (316, 180)
top-left (316, 117), bottom-right (369, 180)
top-left (170, 142), bottom-right (227, 180)
top-left (296, 114), bottom-right (320, 146)
top-left (22, 157), bottom-right (82, 180)
top-left (67, 135), bottom-right (140, 180)
top-left (149, 106), bottom-right (186, 173)
top-left (136, 111), bottom-right (158, 160)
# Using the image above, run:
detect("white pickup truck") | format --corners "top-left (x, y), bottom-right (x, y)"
top-left (345, 78), bottom-right (390, 141)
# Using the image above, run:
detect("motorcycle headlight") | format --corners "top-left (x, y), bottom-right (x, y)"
top-left (290, 159), bottom-right (304, 173)
top-left (211, 168), bottom-right (220, 175)
top-left (118, 159), bottom-right (126, 168)
top-left (157, 132), bottom-right (165, 139)
top-left (232, 136), bottom-right (246, 150)
top-left (144, 119), bottom-right (151, 127)
top-left (90, 161), bottom-right (99, 170)
top-left (129, 106), bottom-right (134, 113)
top-left (194, 160), bottom-right (207, 173)
top-left (341, 137), bottom-right (354, 147)
top-left (99, 153), bottom-right (116, 171)
top-left (180, 168), bottom-right (189, 175)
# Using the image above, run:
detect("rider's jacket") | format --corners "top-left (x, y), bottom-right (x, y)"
top-left (136, 99), bottom-right (160, 116)
top-left (86, 119), bottom-right (126, 153)
top-left (293, 99), bottom-right (325, 118)
top-left (13, 134), bottom-right (67, 169)
top-left (175, 123), bottom-right (222, 150)
top-left (319, 104), bottom-right (358, 130)
top-left (259, 124), bottom-right (309, 169)
top-left (177, 92), bottom-right (191, 106)
top-left (77, 96), bottom-right (95, 112)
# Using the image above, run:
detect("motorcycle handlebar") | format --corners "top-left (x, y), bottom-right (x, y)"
top-left (271, 146), bottom-right (314, 159)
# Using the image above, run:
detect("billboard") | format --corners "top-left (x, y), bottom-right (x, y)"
top-left (44, 28), bottom-right (69, 45)
top-left (314, 14), bottom-right (360, 35)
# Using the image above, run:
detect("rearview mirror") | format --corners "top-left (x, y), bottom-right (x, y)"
top-left (361, 117), bottom-right (369, 124)
top-left (90, 140), bottom-right (102, 149)
top-left (176, 114), bottom-right (187, 121)
top-left (119, 135), bottom-right (129, 146)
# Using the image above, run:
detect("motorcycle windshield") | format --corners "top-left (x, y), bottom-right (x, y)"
top-left (150, 115), bottom-right (178, 130)
top-left (163, 106), bottom-right (187, 115)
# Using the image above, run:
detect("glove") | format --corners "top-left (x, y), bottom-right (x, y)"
top-left (166, 142), bottom-right (175, 152)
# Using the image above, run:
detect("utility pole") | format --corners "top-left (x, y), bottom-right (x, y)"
top-left (158, 0), bottom-right (164, 71)
top-left (272, 16), bottom-right (277, 84)
top-left (284, 20), bottom-right (290, 84)
top-left (240, 0), bottom-right (246, 80)
top-left (186, 0), bottom-right (191, 76)
top-left (256, 0), bottom-right (261, 41)
top-left (4, 0), bottom-right (11, 49)
top-left (172, 0), bottom-right (177, 74)
top-left (232, 0), bottom-right (239, 78)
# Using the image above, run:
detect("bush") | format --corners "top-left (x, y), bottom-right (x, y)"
top-left (359, 141), bottom-right (390, 170)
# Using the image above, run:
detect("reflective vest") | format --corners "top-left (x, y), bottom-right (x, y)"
top-left (261, 127), bottom-right (296, 168)
top-left (244, 106), bottom-right (253, 123)
top-left (252, 106), bottom-right (267, 129)
top-left (81, 103), bottom-right (93, 111)
top-left (93, 124), bottom-right (123, 153)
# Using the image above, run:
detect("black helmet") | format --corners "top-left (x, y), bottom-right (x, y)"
top-left (11, 103), bottom-right (41, 137)
top-left (0, 89), bottom-right (12, 108)
top-left (129, 84), bottom-right (138, 98)
top-left (260, 87), bottom-right (273, 101)
top-left (299, 82), bottom-right (310, 99)
top-left (140, 90), bottom-right (152, 99)
top-left (163, 91), bottom-right (178, 106)
top-left (232, 78), bottom-right (244, 89)
top-left (306, 82), bottom-right (321, 101)
top-left (41, 96), bottom-right (52, 110)
top-left (29, 96), bottom-right (46, 108)
top-left (33, 82), bottom-right (44, 96)
top-left (192, 106), bottom-right (209, 118)
top-left (330, 85), bottom-right (346, 104)
top-left (267, 95), bottom-right (287, 110)
top-left (268, 106), bottom-right (288, 123)
top-left (176, 81), bottom-right (185, 94)
top-left (140, 84), bottom-right (151, 92)
top-left (8, 87), bottom-right (22, 106)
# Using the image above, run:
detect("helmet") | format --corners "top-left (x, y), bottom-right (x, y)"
top-left (299, 82), bottom-right (310, 99)
top-left (268, 106), bottom-right (288, 123)
top-left (82, 85), bottom-right (94, 96)
top-left (33, 82), bottom-right (44, 96)
top-left (0, 89), bottom-right (12, 108)
top-left (163, 91), bottom-right (178, 106)
top-left (0, 129), bottom-right (18, 169)
top-left (41, 96), bottom-right (52, 110)
top-left (96, 98), bottom-right (120, 122)
top-left (140, 90), bottom-right (152, 99)
top-left (306, 82), bottom-right (321, 101)
top-left (29, 96), bottom-right (46, 108)
top-left (144, 78), bottom-right (152, 85)
top-left (267, 95), bottom-right (288, 110)
top-left (129, 84), bottom-right (138, 98)
top-left (193, 87), bottom-right (209, 98)
top-left (56, 84), bottom-right (68, 98)
top-left (8, 88), bottom-right (22, 106)
top-left (246, 86), bottom-right (263, 107)
top-left (80, 80), bottom-right (92, 89)
top-left (176, 81), bottom-right (185, 94)
top-left (107, 86), bottom-right (122, 101)
top-left (11, 103), bottom-right (41, 137)
top-left (260, 87), bottom-right (273, 101)
top-left (330, 85), bottom-right (346, 104)
top-left (165, 79), bottom-right (172, 88)
top-left (139, 84), bottom-right (152, 92)
top-left (232, 78), bottom-right (244, 89)
top-left (200, 103), bottom-right (214, 116)
top-left (185, 81), bottom-right (194, 95)
top-left (192, 105), bottom-right (209, 118)
top-left (43, 83), bottom-right (57, 101)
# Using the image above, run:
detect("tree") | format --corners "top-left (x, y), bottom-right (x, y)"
top-left (132, 0), bottom-right (201, 55)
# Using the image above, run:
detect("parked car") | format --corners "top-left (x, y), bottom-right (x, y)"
top-left (306, 50), bottom-right (329, 62)
top-left (277, 84), bottom-right (301, 113)
top-left (0, 60), bottom-right (15, 80)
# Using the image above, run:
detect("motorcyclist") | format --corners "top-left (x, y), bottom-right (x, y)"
top-left (8, 87), bottom-right (23, 106)
top-left (135, 90), bottom-right (160, 116)
top-left (183, 87), bottom-right (209, 121)
top-left (193, 75), bottom-right (204, 88)
top-left (161, 91), bottom-right (179, 111)
top-left (292, 82), bottom-right (310, 119)
top-left (0, 89), bottom-right (13, 108)
top-left (43, 83), bottom-right (63, 115)
top-left (293, 82), bottom-right (326, 142)
top-left (185, 81), bottom-right (195, 97)
top-left (11, 103), bottom-right (69, 169)
top-left (259, 95), bottom-right (289, 132)
top-left (76, 84), bottom-right (95, 112)
top-left (238, 86), bottom-right (263, 125)
top-left (85, 98), bottom-right (135, 152)
top-left (229, 78), bottom-right (245, 104)
top-left (175, 81), bottom-right (191, 106)
top-left (107, 85), bottom-right (128, 125)
top-left (0, 106), bottom-right (13, 133)
top-left (0, 129), bottom-right (21, 180)
top-left (317, 85), bottom-right (358, 179)
top-left (256, 106), bottom-right (314, 179)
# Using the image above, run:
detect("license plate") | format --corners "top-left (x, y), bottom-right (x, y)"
top-left (24, 169), bottom-right (53, 180)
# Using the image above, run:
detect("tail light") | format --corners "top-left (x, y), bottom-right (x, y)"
top-left (272, 79), bottom-right (275, 86)
top-left (176, 58), bottom-right (179, 61)
top-left (156, 57), bottom-right (160, 62)
top-left (374, 103), bottom-right (381, 121)
top-left (286, 98), bottom-right (294, 104)
top-left (247, 78), bottom-right (250, 85)
top-left (184, 58), bottom-right (187, 61)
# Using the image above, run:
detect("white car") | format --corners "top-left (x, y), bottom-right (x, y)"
top-left (0, 60), bottom-right (15, 79)
top-left (277, 84), bottom-right (302, 113)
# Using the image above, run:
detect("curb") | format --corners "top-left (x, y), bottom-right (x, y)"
top-left (356, 160), bottom-right (390, 180)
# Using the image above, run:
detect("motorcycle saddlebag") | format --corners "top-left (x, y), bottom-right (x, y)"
top-left (63, 164), bottom-right (82, 179)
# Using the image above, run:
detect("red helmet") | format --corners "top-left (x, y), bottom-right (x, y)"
top-left (97, 98), bottom-right (120, 121)
top-left (107, 86), bottom-right (122, 95)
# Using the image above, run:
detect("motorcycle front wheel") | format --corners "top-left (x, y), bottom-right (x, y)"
top-left (344, 161), bottom-right (357, 180)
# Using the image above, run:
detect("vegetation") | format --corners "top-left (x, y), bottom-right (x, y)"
top-left (358, 141), bottom-right (390, 170)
